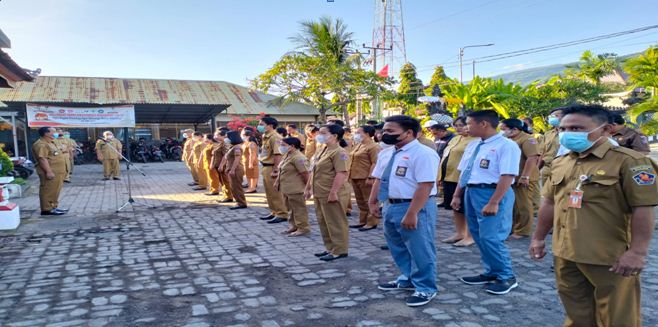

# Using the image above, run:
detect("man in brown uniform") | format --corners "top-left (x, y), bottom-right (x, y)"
top-left (304, 125), bottom-right (319, 159)
top-left (181, 129), bottom-right (198, 186)
top-left (214, 130), bottom-right (234, 202)
top-left (610, 112), bottom-right (651, 155)
top-left (32, 127), bottom-right (68, 216)
top-left (56, 129), bottom-right (75, 183)
top-left (538, 107), bottom-right (565, 181)
top-left (530, 104), bottom-right (657, 327)
top-left (286, 124), bottom-right (306, 147)
top-left (258, 117), bottom-right (288, 223)
top-left (95, 131), bottom-right (122, 180)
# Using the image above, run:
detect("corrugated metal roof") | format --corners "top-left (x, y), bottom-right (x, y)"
top-left (0, 76), bottom-right (319, 116)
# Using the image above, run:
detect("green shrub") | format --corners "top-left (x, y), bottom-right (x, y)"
top-left (0, 149), bottom-right (13, 176)
top-left (11, 178), bottom-right (26, 185)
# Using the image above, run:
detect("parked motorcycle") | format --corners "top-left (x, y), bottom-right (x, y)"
top-left (151, 146), bottom-right (164, 163)
top-left (10, 157), bottom-right (35, 179)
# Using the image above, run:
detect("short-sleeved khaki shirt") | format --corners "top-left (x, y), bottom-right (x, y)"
top-left (95, 139), bottom-right (122, 160)
top-left (543, 141), bottom-right (658, 265)
top-left (439, 135), bottom-right (476, 182)
top-left (32, 138), bottom-right (68, 174)
top-left (183, 139), bottom-right (194, 163)
top-left (312, 146), bottom-right (350, 198)
top-left (613, 126), bottom-right (650, 154)
top-left (260, 130), bottom-right (282, 164)
top-left (512, 133), bottom-right (540, 181)
top-left (192, 141), bottom-right (204, 164)
top-left (348, 142), bottom-right (380, 180)
top-left (540, 129), bottom-right (560, 168)
top-left (226, 145), bottom-right (244, 173)
top-left (305, 138), bottom-right (317, 160)
top-left (278, 151), bottom-right (309, 194)
top-left (212, 142), bottom-right (228, 169)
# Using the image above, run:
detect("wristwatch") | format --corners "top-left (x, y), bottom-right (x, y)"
top-left (520, 176), bottom-right (530, 180)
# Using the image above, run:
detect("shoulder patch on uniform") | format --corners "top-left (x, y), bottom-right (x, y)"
top-left (339, 152), bottom-right (349, 161)
top-left (611, 146), bottom-right (646, 159)
top-left (630, 165), bottom-right (653, 173)
top-left (633, 171), bottom-right (655, 185)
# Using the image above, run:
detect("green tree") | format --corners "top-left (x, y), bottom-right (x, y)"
top-left (624, 46), bottom-right (658, 134)
top-left (424, 65), bottom-right (455, 95)
top-left (441, 76), bottom-right (523, 118)
top-left (566, 50), bottom-right (618, 85)
top-left (396, 63), bottom-right (424, 107)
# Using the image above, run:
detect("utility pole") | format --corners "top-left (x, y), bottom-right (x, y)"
top-left (472, 60), bottom-right (476, 80)
top-left (459, 43), bottom-right (494, 83)
top-left (363, 43), bottom-right (392, 119)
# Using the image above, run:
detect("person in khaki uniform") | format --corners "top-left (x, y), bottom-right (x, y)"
top-left (257, 117), bottom-right (288, 223)
top-left (530, 104), bottom-right (658, 327)
top-left (304, 125), bottom-right (319, 159)
top-left (275, 137), bottom-right (311, 236)
top-left (610, 112), bottom-right (651, 155)
top-left (202, 134), bottom-right (220, 196)
top-left (417, 132), bottom-right (437, 150)
top-left (95, 131), bottom-right (123, 181)
top-left (305, 124), bottom-right (351, 262)
top-left (438, 117), bottom-right (476, 247)
top-left (348, 125), bottom-right (380, 231)
top-left (181, 129), bottom-right (199, 186)
top-left (241, 129), bottom-right (259, 193)
top-left (57, 129), bottom-right (76, 183)
top-left (213, 130), bottom-right (234, 202)
top-left (225, 131), bottom-right (248, 210)
top-left (501, 119), bottom-right (540, 239)
top-left (190, 132), bottom-right (208, 191)
top-left (32, 127), bottom-right (68, 216)
top-left (286, 124), bottom-right (306, 148)
top-left (538, 107), bottom-right (565, 181)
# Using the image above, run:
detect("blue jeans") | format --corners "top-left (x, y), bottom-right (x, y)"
top-left (383, 200), bottom-right (438, 293)
top-left (464, 187), bottom-right (515, 280)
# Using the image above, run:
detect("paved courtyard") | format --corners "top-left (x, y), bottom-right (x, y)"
top-left (0, 161), bottom-right (657, 327)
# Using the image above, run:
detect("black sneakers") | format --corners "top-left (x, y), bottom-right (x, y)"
top-left (406, 291), bottom-right (437, 307)
top-left (459, 274), bottom-right (498, 285)
top-left (377, 281), bottom-right (415, 291)
top-left (484, 278), bottom-right (518, 295)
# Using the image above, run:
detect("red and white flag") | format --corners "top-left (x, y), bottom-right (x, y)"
top-left (377, 64), bottom-right (389, 78)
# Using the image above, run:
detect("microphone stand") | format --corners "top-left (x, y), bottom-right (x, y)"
top-left (98, 138), bottom-right (150, 213)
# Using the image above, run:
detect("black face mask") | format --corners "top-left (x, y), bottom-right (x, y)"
top-left (381, 133), bottom-right (402, 145)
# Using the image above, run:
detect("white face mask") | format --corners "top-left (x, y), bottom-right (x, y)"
top-left (315, 134), bottom-right (328, 144)
top-left (106, 135), bottom-right (114, 140)
top-left (224, 138), bottom-right (231, 145)
top-left (353, 134), bottom-right (364, 143)
top-left (279, 145), bottom-right (290, 154)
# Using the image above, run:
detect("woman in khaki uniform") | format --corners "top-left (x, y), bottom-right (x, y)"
top-left (275, 137), bottom-right (311, 236)
top-left (438, 117), bottom-right (476, 247)
top-left (203, 134), bottom-right (220, 196)
top-left (305, 124), bottom-right (351, 262)
top-left (348, 125), bottom-right (380, 231)
top-left (225, 131), bottom-right (248, 210)
top-left (192, 132), bottom-right (208, 191)
top-left (500, 119), bottom-right (540, 239)
top-left (241, 129), bottom-right (259, 193)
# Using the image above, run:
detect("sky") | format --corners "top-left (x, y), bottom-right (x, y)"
top-left (1, 0), bottom-right (657, 87)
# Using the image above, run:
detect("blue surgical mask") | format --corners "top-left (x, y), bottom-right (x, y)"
top-left (558, 125), bottom-right (605, 153)
top-left (548, 117), bottom-right (560, 127)
top-left (257, 125), bottom-right (266, 133)
top-left (315, 134), bottom-right (328, 144)
top-left (53, 133), bottom-right (60, 139)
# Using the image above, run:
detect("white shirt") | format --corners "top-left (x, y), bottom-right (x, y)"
top-left (372, 139), bottom-right (440, 198)
top-left (457, 134), bottom-right (520, 185)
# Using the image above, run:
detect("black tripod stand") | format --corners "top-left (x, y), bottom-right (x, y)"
top-left (99, 138), bottom-right (149, 212)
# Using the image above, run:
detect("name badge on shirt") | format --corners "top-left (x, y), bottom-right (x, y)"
top-left (479, 159), bottom-right (490, 169)
top-left (395, 166), bottom-right (407, 177)
top-left (568, 190), bottom-right (583, 208)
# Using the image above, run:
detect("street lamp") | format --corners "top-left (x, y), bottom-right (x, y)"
top-left (459, 43), bottom-right (494, 83)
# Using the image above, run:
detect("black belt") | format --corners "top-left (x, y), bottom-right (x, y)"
top-left (388, 196), bottom-right (435, 204)
top-left (261, 163), bottom-right (274, 167)
top-left (467, 183), bottom-right (497, 189)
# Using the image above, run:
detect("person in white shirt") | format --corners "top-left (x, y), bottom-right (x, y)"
top-left (368, 115), bottom-right (440, 307)
top-left (451, 110), bottom-right (521, 295)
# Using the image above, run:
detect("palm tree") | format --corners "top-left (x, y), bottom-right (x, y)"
top-left (625, 46), bottom-right (658, 134)
top-left (567, 50), bottom-right (619, 85)
top-left (290, 16), bottom-right (355, 64)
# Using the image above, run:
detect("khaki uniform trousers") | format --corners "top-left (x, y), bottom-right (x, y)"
top-left (196, 164), bottom-right (208, 188)
top-left (344, 183), bottom-right (354, 214)
top-left (262, 165), bottom-right (288, 218)
top-left (284, 193), bottom-right (310, 233)
top-left (229, 171), bottom-right (247, 207)
top-left (512, 181), bottom-right (538, 236)
top-left (68, 156), bottom-right (74, 175)
top-left (314, 197), bottom-right (349, 255)
top-left (206, 167), bottom-right (220, 194)
top-left (37, 170), bottom-right (65, 211)
top-left (103, 158), bottom-right (120, 179)
top-left (186, 159), bottom-right (199, 183)
top-left (218, 171), bottom-right (234, 200)
top-left (555, 256), bottom-right (641, 327)
top-left (350, 179), bottom-right (379, 226)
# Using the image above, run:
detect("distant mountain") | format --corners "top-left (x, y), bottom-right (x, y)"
top-left (490, 52), bottom-right (642, 85)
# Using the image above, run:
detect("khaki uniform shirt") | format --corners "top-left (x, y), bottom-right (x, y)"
top-left (32, 138), bottom-right (68, 174)
top-left (540, 129), bottom-right (560, 170)
top-left (278, 151), bottom-right (309, 194)
top-left (418, 134), bottom-right (437, 150)
top-left (182, 139), bottom-right (194, 163)
top-left (192, 142), bottom-right (205, 165)
top-left (305, 138), bottom-right (317, 160)
top-left (543, 141), bottom-right (658, 265)
top-left (439, 135), bottom-right (477, 182)
top-left (95, 138), bottom-right (122, 160)
top-left (348, 142), bottom-right (380, 180)
top-left (212, 142), bottom-right (229, 170)
top-left (512, 133), bottom-right (540, 181)
top-left (226, 145), bottom-right (244, 172)
top-left (311, 146), bottom-right (350, 198)
top-left (260, 130), bottom-right (282, 164)
top-left (613, 126), bottom-right (650, 154)
top-left (289, 132), bottom-right (306, 147)
top-left (202, 143), bottom-right (215, 168)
